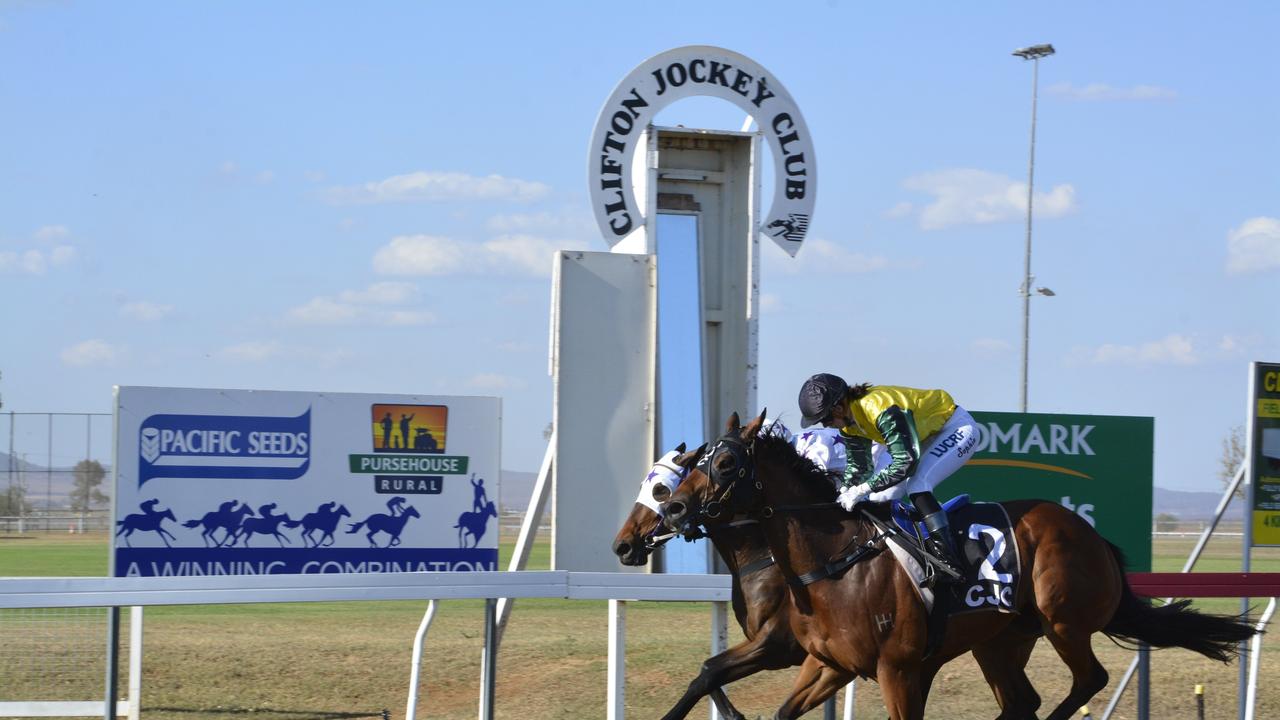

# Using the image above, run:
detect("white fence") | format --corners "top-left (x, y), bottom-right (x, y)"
top-left (0, 571), bottom-right (730, 608)
top-left (0, 571), bottom-right (733, 720)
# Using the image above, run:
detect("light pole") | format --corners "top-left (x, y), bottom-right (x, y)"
top-left (1013, 43), bottom-right (1055, 412)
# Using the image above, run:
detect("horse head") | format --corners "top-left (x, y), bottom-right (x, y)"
top-left (664, 411), bottom-right (768, 533)
top-left (611, 442), bottom-right (705, 566)
top-left (336, 504), bottom-right (350, 518)
top-left (404, 506), bottom-right (421, 520)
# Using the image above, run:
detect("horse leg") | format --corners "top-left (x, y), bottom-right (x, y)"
top-left (874, 662), bottom-right (925, 720)
top-left (772, 655), bottom-right (855, 720)
top-left (972, 631), bottom-right (1042, 720)
top-left (658, 631), bottom-right (793, 720)
top-left (918, 658), bottom-right (942, 709)
top-left (1038, 624), bottom-right (1107, 720)
top-left (1034, 544), bottom-right (1117, 719)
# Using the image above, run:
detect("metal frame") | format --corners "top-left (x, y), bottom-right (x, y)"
top-left (1100, 463), bottom-right (1277, 720)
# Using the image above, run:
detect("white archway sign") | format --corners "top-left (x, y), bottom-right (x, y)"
top-left (588, 45), bottom-right (816, 256)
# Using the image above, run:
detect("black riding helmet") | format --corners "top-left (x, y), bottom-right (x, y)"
top-left (798, 373), bottom-right (849, 428)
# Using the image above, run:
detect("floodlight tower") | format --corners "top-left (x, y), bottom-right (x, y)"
top-left (1013, 43), bottom-right (1055, 412)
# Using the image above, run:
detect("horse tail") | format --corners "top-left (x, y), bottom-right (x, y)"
top-left (284, 519), bottom-right (302, 528)
top-left (182, 520), bottom-right (202, 528)
top-left (345, 521), bottom-right (365, 534)
top-left (1102, 542), bottom-right (1255, 662)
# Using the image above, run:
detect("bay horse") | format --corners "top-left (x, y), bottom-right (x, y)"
top-left (614, 440), bottom-right (1047, 720)
top-left (663, 412), bottom-right (1256, 720)
top-left (612, 443), bottom-right (808, 720)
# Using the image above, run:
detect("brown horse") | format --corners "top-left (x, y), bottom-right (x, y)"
top-left (614, 440), bottom-right (1048, 719)
top-left (663, 412), bottom-right (1256, 720)
top-left (613, 443), bottom-right (809, 720)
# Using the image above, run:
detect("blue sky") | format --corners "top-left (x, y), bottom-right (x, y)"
top-left (1, 2), bottom-right (1276, 492)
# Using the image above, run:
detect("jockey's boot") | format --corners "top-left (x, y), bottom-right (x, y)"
top-left (921, 510), bottom-right (964, 583)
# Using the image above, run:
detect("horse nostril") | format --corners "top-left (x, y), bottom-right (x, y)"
top-left (666, 501), bottom-right (686, 523)
top-left (613, 540), bottom-right (631, 558)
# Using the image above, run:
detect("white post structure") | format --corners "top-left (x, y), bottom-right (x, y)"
top-left (403, 599), bottom-right (438, 720)
top-left (608, 599), bottom-right (627, 720)
top-left (127, 607), bottom-right (142, 720)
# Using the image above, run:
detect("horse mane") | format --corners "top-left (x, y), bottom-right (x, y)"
top-left (752, 431), bottom-right (838, 501)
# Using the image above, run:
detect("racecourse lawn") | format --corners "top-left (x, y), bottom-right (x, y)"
top-left (2, 531), bottom-right (1279, 719)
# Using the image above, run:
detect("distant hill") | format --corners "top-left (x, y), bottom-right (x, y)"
top-left (498, 469), bottom-right (539, 513)
top-left (1153, 486), bottom-right (1239, 521)
top-left (0, 451), bottom-right (108, 508)
top-left (0, 450), bottom-right (1233, 520)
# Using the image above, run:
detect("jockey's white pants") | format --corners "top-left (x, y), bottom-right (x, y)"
top-left (867, 406), bottom-right (977, 503)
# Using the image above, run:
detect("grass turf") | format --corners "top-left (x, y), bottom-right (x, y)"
top-left (1, 531), bottom-right (1278, 719)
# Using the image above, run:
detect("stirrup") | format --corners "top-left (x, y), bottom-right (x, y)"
top-left (923, 540), bottom-right (964, 584)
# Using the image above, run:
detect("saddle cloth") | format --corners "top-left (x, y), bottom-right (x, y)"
top-left (950, 501), bottom-right (1021, 615)
top-left (886, 498), bottom-right (1022, 617)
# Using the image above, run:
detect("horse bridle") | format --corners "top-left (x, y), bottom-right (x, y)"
top-left (698, 430), bottom-right (760, 519)
top-left (644, 437), bottom-right (758, 547)
top-left (701, 428), bottom-right (851, 520)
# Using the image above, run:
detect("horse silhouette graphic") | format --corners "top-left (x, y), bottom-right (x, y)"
top-left (230, 503), bottom-right (302, 547)
top-left (455, 500), bottom-right (497, 548)
top-left (116, 500), bottom-right (178, 548)
top-left (766, 213), bottom-right (810, 243)
top-left (346, 506), bottom-right (420, 548)
top-left (300, 502), bottom-right (351, 547)
top-left (182, 500), bottom-right (254, 547)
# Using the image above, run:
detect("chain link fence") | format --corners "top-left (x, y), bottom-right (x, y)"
top-left (1, 412), bottom-right (113, 534)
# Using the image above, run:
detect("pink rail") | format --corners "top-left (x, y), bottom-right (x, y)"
top-left (1127, 573), bottom-right (1280, 598)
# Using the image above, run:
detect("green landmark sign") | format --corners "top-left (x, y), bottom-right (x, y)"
top-left (942, 411), bottom-right (1154, 571)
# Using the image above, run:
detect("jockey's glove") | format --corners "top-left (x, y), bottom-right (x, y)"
top-left (837, 482), bottom-right (874, 511)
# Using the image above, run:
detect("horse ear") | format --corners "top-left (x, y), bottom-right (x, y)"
top-left (676, 442), bottom-right (708, 468)
top-left (743, 409), bottom-right (767, 439)
top-left (675, 442), bottom-right (687, 453)
top-left (725, 412), bottom-right (741, 432)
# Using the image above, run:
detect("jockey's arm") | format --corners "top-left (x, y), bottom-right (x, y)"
top-left (865, 406), bottom-right (922, 493)
top-left (839, 433), bottom-right (875, 490)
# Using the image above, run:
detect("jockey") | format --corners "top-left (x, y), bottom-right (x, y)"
top-left (798, 373), bottom-right (976, 578)
top-left (386, 496), bottom-right (407, 516)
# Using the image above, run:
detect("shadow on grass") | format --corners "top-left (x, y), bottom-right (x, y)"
top-left (145, 707), bottom-right (387, 719)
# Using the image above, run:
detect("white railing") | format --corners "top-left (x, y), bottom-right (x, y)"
top-left (0, 571), bottom-right (733, 720)
top-left (0, 570), bottom-right (731, 608)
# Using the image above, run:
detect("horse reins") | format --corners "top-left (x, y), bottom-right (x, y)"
top-left (702, 430), bottom-right (892, 586)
